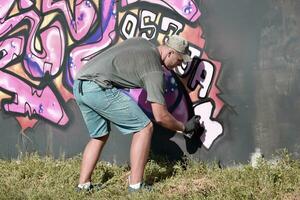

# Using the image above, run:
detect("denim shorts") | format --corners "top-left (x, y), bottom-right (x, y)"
top-left (73, 80), bottom-right (151, 138)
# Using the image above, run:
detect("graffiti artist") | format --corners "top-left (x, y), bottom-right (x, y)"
top-left (73, 35), bottom-right (202, 192)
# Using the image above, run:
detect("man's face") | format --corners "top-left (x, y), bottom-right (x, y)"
top-left (164, 50), bottom-right (184, 70)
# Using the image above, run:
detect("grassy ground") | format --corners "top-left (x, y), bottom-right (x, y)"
top-left (0, 151), bottom-right (299, 200)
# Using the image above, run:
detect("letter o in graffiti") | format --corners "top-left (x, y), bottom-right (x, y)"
top-left (120, 12), bottom-right (138, 39)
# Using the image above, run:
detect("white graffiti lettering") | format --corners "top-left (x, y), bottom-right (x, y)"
top-left (189, 60), bottom-right (214, 98)
top-left (121, 12), bottom-right (138, 39)
top-left (140, 10), bottom-right (158, 40)
top-left (194, 101), bottom-right (223, 149)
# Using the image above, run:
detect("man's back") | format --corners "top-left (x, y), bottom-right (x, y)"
top-left (76, 38), bottom-right (162, 89)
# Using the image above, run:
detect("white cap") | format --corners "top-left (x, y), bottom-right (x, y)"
top-left (165, 35), bottom-right (192, 62)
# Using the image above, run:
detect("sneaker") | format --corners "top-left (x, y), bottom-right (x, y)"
top-left (75, 183), bottom-right (103, 192)
top-left (128, 182), bottom-right (153, 193)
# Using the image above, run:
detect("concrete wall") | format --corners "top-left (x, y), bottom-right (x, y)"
top-left (0, 0), bottom-right (299, 164)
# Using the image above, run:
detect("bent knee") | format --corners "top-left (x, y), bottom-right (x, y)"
top-left (145, 122), bottom-right (154, 133)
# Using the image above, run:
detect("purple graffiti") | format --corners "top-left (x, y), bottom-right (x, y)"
top-left (0, 71), bottom-right (69, 125)
top-left (42, 0), bottom-right (98, 41)
top-left (0, 36), bottom-right (25, 68)
top-left (126, 69), bottom-right (189, 122)
top-left (121, 0), bottom-right (201, 22)
top-left (66, 0), bottom-right (117, 86)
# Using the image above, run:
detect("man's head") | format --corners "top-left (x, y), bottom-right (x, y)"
top-left (161, 35), bottom-right (192, 69)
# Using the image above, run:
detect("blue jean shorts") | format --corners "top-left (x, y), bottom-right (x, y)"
top-left (73, 80), bottom-right (151, 138)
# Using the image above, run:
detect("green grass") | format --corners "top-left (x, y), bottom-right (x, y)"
top-left (0, 151), bottom-right (299, 200)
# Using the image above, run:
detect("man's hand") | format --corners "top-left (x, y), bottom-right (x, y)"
top-left (183, 115), bottom-right (201, 138)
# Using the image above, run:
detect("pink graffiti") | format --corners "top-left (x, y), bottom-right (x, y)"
top-left (0, 0), bottom-right (14, 23)
top-left (0, 9), bottom-right (65, 78)
top-left (0, 11), bottom-right (40, 37)
top-left (201, 54), bottom-right (223, 117)
top-left (0, 0), bottom-right (224, 144)
top-left (121, 0), bottom-right (201, 22)
top-left (187, 57), bottom-right (224, 118)
top-left (68, 0), bottom-right (117, 82)
top-left (42, 0), bottom-right (97, 41)
top-left (19, 0), bottom-right (34, 9)
top-left (0, 0), bottom-right (117, 130)
top-left (181, 26), bottom-right (224, 118)
top-left (0, 71), bottom-right (69, 125)
top-left (0, 36), bottom-right (25, 68)
top-left (0, 10), bottom-right (39, 40)
top-left (23, 20), bottom-right (65, 78)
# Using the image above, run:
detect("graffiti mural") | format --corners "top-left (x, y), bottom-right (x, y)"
top-left (0, 0), bottom-right (224, 150)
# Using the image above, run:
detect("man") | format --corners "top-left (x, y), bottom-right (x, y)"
top-left (73, 35), bottom-right (201, 191)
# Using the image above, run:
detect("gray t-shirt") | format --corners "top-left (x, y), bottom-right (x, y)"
top-left (75, 37), bottom-right (165, 105)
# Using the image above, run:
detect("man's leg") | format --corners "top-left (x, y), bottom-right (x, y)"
top-left (129, 122), bottom-right (153, 185)
top-left (79, 135), bottom-right (109, 184)
top-left (74, 80), bottom-right (111, 185)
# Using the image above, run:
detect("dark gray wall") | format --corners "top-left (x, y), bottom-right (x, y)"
top-left (196, 0), bottom-right (300, 163)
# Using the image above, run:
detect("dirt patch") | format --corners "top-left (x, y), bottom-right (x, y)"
top-left (282, 190), bottom-right (300, 200)
top-left (163, 177), bottom-right (215, 198)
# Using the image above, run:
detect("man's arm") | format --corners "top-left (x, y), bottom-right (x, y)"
top-left (151, 102), bottom-right (185, 132)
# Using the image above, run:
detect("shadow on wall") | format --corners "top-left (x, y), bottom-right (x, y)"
top-left (151, 122), bottom-right (204, 162)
